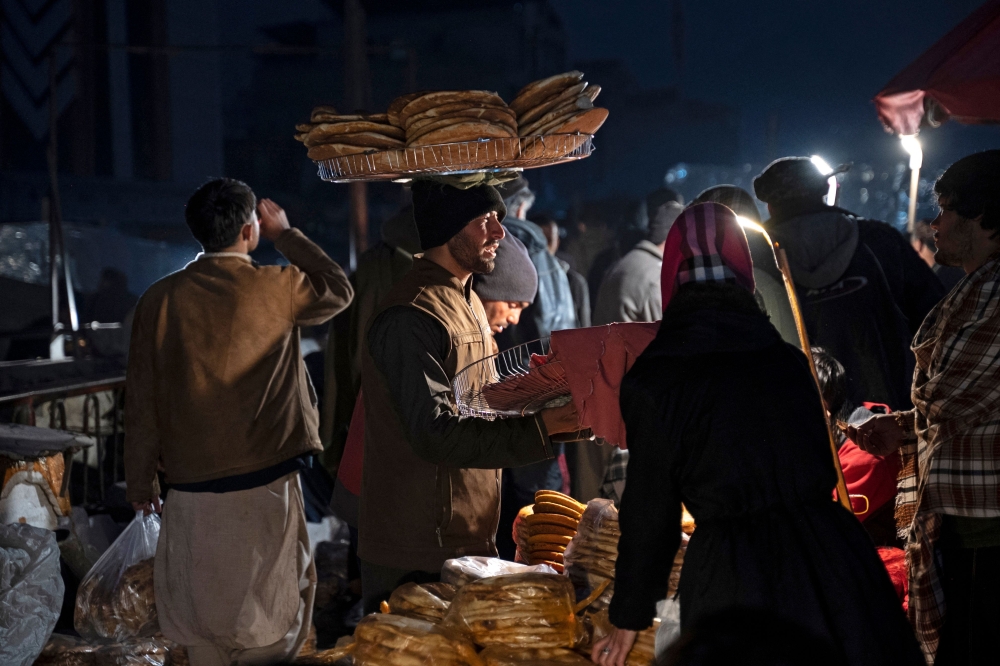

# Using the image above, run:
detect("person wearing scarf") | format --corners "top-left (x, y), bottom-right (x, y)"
top-left (591, 203), bottom-right (922, 666)
top-left (849, 151), bottom-right (1000, 665)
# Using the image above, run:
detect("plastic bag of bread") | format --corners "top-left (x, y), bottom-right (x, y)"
top-left (75, 511), bottom-right (160, 642)
top-left (93, 639), bottom-right (169, 666)
top-left (479, 646), bottom-right (590, 666)
top-left (351, 613), bottom-right (482, 666)
top-left (386, 582), bottom-right (456, 623)
top-left (587, 610), bottom-right (658, 666)
top-left (33, 634), bottom-right (99, 666)
top-left (440, 556), bottom-right (557, 588)
top-left (443, 573), bottom-right (577, 649)
top-left (563, 499), bottom-right (619, 583)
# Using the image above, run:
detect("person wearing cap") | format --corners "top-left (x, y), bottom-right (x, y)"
top-left (753, 157), bottom-right (945, 411)
top-left (494, 176), bottom-right (578, 345)
top-left (357, 181), bottom-right (580, 613)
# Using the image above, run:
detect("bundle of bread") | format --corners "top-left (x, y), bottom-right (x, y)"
top-left (75, 557), bottom-right (158, 641)
top-left (513, 491), bottom-right (585, 572)
top-left (510, 71), bottom-right (608, 137)
top-left (382, 581), bottom-right (457, 623)
top-left (351, 613), bottom-right (482, 666)
top-left (295, 636), bottom-right (355, 666)
top-left (33, 634), bottom-right (99, 666)
top-left (587, 610), bottom-right (659, 666)
top-left (386, 90), bottom-right (518, 147)
top-left (444, 573), bottom-right (578, 649)
top-left (480, 645), bottom-right (591, 666)
top-left (563, 499), bottom-right (619, 582)
top-left (93, 638), bottom-right (170, 666)
top-left (295, 105), bottom-right (405, 161)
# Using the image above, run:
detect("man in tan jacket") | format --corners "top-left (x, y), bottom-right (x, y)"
top-left (125, 178), bottom-right (352, 666)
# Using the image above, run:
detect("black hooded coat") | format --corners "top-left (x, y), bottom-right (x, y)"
top-left (609, 283), bottom-right (923, 666)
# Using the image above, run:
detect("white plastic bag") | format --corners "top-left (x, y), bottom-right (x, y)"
top-left (440, 556), bottom-right (557, 588)
top-left (75, 511), bottom-right (160, 641)
top-left (0, 523), bottom-right (64, 666)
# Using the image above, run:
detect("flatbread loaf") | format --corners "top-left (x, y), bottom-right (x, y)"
top-left (548, 107), bottom-right (609, 135)
top-left (517, 81), bottom-right (587, 126)
top-left (305, 131), bottom-right (404, 150)
top-left (583, 84), bottom-right (602, 102)
top-left (521, 97), bottom-right (593, 136)
top-left (409, 121), bottom-right (514, 147)
top-left (398, 90), bottom-right (506, 126)
top-left (387, 91), bottom-right (426, 126)
top-left (307, 143), bottom-right (376, 160)
top-left (306, 122), bottom-right (405, 144)
top-left (309, 105), bottom-right (338, 121)
top-left (407, 107), bottom-right (516, 135)
top-left (511, 71), bottom-right (584, 116)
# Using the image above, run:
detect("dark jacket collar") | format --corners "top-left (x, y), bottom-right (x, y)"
top-left (645, 283), bottom-right (781, 357)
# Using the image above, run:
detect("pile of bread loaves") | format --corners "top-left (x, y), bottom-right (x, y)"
top-left (513, 490), bottom-right (586, 572)
top-left (295, 71), bottom-right (608, 162)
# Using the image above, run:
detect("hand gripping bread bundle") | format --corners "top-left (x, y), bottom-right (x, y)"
top-left (386, 581), bottom-right (457, 623)
top-left (295, 104), bottom-right (406, 160)
top-left (351, 613), bottom-right (483, 666)
top-left (443, 573), bottom-right (577, 649)
top-left (510, 71), bottom-right (608, 138)
top-left (519, 491), bottom-right (585, 572)
top-left (587, 610), bottom-right (658, 666)
top-left (387, 90), bottom-right (517, 147)
top-left (75, 513), bottom-right (160, 642)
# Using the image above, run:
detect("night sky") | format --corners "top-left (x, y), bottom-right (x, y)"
top-left (552, 0), bottom-right (995, 170)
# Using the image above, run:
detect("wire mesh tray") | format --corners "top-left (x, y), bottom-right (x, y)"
top-left (452, 338), bottom-right (571, 420)
top-left (316, 134), bottom-right (594, 183)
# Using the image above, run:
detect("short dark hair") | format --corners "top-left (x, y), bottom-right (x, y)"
top-left (811, 346), bottom-right (847, 417)
top-left (934, 150), bottom-right (1000, 239)
top-left (185, 179), bottom-right (257, 251)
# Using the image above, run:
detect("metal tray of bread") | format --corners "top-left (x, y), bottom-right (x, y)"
top-left (316, 134), bottom-right (593, 183)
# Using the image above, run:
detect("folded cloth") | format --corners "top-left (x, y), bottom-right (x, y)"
top-left (550, 323), bottom-right (659, 449)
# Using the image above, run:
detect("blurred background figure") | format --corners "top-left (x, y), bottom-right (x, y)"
top-left (536, 214), bottom-right (591, 329)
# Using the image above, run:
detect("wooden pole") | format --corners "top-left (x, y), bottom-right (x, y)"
top-left (344, 0), bottom-right (370, 269)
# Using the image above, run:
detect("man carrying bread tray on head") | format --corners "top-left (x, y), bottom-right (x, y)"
top-left (125, 179), bottom-right (354, 666)
top-left (358, 180), bottom-right (583, 613)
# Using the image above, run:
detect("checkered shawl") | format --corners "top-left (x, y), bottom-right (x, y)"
top-left (900, 250), bottom-right (1000, 664)
top-left (660, 203), bottom-right (755, 311)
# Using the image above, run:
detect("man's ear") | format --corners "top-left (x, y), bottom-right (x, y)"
top-left (241, 222), bottom-right (254, 241)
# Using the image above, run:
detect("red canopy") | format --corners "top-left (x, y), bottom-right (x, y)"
top-left (875, 0), bottom-right (1000, 135)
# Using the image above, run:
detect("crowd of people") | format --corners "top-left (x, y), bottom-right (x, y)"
top-left (121, 148), bottom-right (1000, 665)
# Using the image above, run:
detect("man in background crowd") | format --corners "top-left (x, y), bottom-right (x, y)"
top-left (754, 157), bottom-right (945, 411)
top-left (537, 214), bottom-right (591, 328)
top-left (126, 179), bottom-right (353, 665)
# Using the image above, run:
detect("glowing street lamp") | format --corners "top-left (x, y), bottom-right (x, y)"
top-left (810, 155), bottom-right (838, 206)
top-left (900, 134), bottom-right (923, 235)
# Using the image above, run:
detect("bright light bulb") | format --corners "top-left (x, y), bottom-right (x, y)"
top-left (900, 134), bottom-right (923, 170)
top-left (810, 155), bottom-right (838, 205)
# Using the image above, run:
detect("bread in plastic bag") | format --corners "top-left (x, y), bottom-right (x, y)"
top-left (0, 523), bottom-right (64, 666)
top-left (351, 613), bottom-right (482, 666)
top-left (93, 639), bottom-right (168, 666)
top-left (74, 511), bottom-right (160, 641)
top-left (441, 556), bottom-right (557, 588)
top-left (563, 499), bottom-right (618, 583)
top-left (479, 645), bottom-right (591, 665)
top-left (386, 581), bottom-right (457, 623)
top-left (33, 634), bottom-right (97, 666)
top-left (443, 572), bottom-right (577, 649)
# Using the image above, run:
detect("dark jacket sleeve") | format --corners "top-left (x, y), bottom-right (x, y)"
top-left (368, 306), bottom-right (554, 469)
top-left (609, 379), bottom-right (682, 630)
top-left (274, 228), bottom-right (354, 326)
top-left (859, 220), bottom-right (945, 334)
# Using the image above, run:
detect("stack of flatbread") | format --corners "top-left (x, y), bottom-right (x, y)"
top-left (295, 105), bottom-right (405, 161)
top-left (444, 573), bottom-right (577, 649)
top-left (387, 90), bottom-right (518, 147)
top-left (351, 613), bottom-right (482, 666)
top-left (513, 491), bottom-right (585, 572)
top-left (480, 645), bottom-right (591, 666)
top-left (510, 71), bottom-right (608, 137)
top-left (563, 499), bottom-right (620, 582)
top-left (75, 557), bottom-right (158, 642)
top-left (383, 581), bottom-right (457, 623)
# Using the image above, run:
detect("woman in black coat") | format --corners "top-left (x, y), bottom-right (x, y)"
top-left (592, 204), bottom-right (922, 666)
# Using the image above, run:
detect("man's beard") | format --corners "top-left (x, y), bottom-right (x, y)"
top-left (935, 216), bottom-right (975, 268)
top-left (448, 231), bottom-right (496, 274)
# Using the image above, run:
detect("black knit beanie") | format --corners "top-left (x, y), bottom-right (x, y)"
top-left (411, 181), bottom-right (507, 249)
top-left (473, 233), bottom-right (538, 304)
top-left (753, 157), bottom-right (832, 206)
top-left (647, 201), bottom-right (684, 245)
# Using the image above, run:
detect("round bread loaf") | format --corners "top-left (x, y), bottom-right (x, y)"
top-left (387, 91), bottom-right (426, 126)
top-left (306, 131), bottom-right (404, 150)
top-left (307, 121), bottom-right (405, 143)
top-left (510, 71), bottom-right (583, 117)
top-left (407, 107), bottom-right (516, 135)
top-left (517, 81), bottom-right (587, 126)
top-left (408, 121), bottom-right (514, 147)
top-left (398, 91), bottom-right (506, 127)
top-left (548, 107), bottom-right (609, 135)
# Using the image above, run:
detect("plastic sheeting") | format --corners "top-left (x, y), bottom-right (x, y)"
top-left (0, 523), bottom-right (65, 666)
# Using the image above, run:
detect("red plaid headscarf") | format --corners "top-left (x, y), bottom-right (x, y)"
top-left (660, 202), bottom-right (755, 311)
